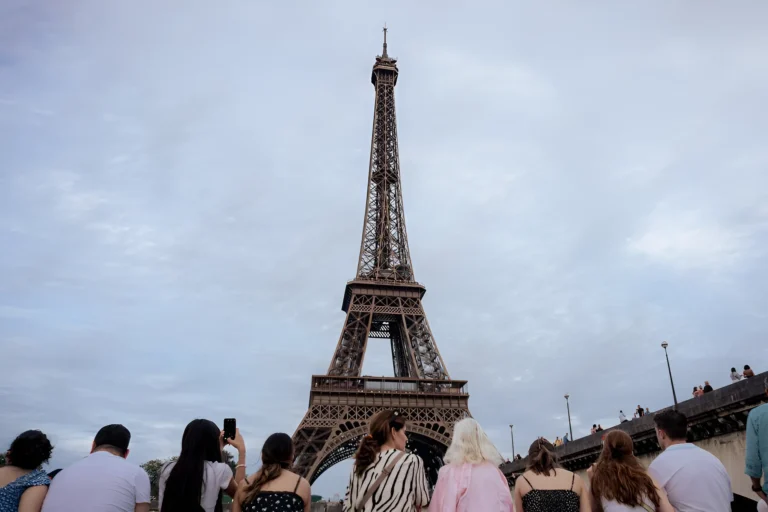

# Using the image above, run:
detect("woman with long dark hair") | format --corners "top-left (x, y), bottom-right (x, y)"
top-left (0, 430), bottom-right (53, 512)
top-left (514, 438), bottom-right (589, 512)
top-left (233, 433), bottom-right (310, 512)
top-left (159, 419), bottom-right (246, 512)
top-left (588, 430), bottom-right (673, 512)
top-left (343, 410), bottom-right (429, 512)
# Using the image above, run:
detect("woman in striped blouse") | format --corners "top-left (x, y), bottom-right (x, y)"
top-left (343, 410), bottom-right (430, 512)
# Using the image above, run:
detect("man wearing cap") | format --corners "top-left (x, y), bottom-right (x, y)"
top-left (42, 424), bottom-right (150, 512)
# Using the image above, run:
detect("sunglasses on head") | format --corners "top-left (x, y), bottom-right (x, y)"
top-left (389, 411), bottom-right (405, 427)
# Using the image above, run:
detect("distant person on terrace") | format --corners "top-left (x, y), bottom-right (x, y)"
top-left (731, 367), bottom-right (743, 381)
top-left (431, 418), bottom-right (513, 511)
top-left (745, 365), bottom-right (756, 378)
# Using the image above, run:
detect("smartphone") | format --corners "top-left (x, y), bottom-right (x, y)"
top-left (223, 418), bottom-right (236, 441)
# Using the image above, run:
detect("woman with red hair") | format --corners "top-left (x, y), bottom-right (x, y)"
top-left (588, 430), bottom-right (674, 512)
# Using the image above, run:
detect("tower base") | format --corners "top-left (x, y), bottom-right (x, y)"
top-left (292, 375), bottom-right (471, 485)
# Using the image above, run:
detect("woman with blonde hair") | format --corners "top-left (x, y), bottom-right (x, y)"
top-left (431, 418), bottom-right (513, 511)
top-left (514, 438), bottom-right (590, 512)
top-left (588, 430), bottom-right (673, 512)
top-left (343, 410), bottom-right (429, 512)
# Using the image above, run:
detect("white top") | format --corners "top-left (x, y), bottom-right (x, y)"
top-left (602, 497), bottom-right (654, 511)
top-left (731, 371), bottom-right (742, 382)
top-left (158, 460), bottom-right (233, 512)
top-left (648, 443), bottom-right (732, 512)
top-left (619, 412), bottom-right (627, 422)
top-left (41, 451), bottom-right (150, 512)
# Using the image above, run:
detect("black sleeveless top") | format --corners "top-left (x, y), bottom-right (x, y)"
top-left (242, 474), bottom-right (304, 512)
top-left (521, 472), bottom-right (580, 512)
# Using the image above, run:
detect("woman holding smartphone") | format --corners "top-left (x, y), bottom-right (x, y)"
top-left (159, 419), bottom-right (246, 512)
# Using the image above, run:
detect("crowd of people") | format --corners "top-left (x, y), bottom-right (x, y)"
top-left (692, 365), bottom-right (758, 398)
top-left (1, 374), bottom-right (767, 511)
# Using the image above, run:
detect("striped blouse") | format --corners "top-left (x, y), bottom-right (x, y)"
top-left (343, 449), bottom-right (430, 512)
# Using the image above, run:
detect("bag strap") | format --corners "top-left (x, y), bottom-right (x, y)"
top-left (640, 503), bottom-right (655, 512)
top-left (354, 452), bottom-right (406, 511)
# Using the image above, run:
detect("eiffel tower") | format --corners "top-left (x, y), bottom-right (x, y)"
top-left (291, 30), bottom-right (471, 487)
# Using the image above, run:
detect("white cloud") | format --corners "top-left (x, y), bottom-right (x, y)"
top-left (627, 207), bottom-right (757, 271)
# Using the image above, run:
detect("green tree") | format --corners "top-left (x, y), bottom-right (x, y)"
top-left (141, 457), bottom-right (177, 498)
top-left (222, 450), bottom-right (237, 475)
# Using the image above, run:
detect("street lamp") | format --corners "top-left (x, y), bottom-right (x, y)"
top-left (564, 394), bottom-right (573, 441)
top-left (661, 341), bottom-right (678, 408)
top-left (509, 424), bottom-right (515, 460)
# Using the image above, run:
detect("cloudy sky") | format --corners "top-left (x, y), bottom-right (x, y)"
top-left (2, 0), bottom-right (767, 498)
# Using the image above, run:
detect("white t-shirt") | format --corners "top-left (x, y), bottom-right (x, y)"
top-left (648, 443), bottom-right (732, 512)
top-left (619, 412), bottom-right (627, 422)
top-left (41, 451), bottom-right (150, 512)
top-left (158, 460), bottom-right (233, 512)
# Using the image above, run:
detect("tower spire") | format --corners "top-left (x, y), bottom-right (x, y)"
top-left (382, 24), bottom-right (388, 57)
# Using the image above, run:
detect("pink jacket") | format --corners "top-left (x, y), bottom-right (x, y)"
top-left (430, 462), bottom-right (514, 512)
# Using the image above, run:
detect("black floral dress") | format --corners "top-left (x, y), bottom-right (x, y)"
top-left (242, 476), bottom-right (304, 512)
top-left (520, 474), bottom-right (580, 512)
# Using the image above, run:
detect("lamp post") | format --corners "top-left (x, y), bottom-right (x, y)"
top-left (509, 424), bottom-right (515, 459)
top-left (661, 341), bottom-right (678, 408)
top-left (564, 394), bottom-right (573, 441)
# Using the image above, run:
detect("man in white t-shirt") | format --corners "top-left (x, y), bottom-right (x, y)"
top-left (648, 410), bottom-right (733, 512)
top-left (41, 424), bottom-right (150, 512)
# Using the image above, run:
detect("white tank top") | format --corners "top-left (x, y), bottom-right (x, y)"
top-left (601, 498), bottom-right (654, 512)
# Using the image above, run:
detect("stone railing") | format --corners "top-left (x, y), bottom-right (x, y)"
top-left (311, 502), bottom-right (343, 512)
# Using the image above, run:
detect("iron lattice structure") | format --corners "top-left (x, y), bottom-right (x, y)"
top-left (292, 33), bottom-right (471, 487)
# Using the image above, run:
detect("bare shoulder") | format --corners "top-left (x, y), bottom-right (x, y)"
top-left (570, 471), bottom-right (585, 491)
top-left (285, 470), bottom-right (310, 487)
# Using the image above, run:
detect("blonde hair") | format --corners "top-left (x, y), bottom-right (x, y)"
top-left (444, 418), bottom-right (503, 466)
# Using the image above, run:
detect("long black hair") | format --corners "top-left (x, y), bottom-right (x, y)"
top-left (161, 419), bottom-right (223, 512)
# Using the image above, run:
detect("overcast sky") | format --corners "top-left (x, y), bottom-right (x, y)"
top-left (2, 0), bottom-right (767, 499)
